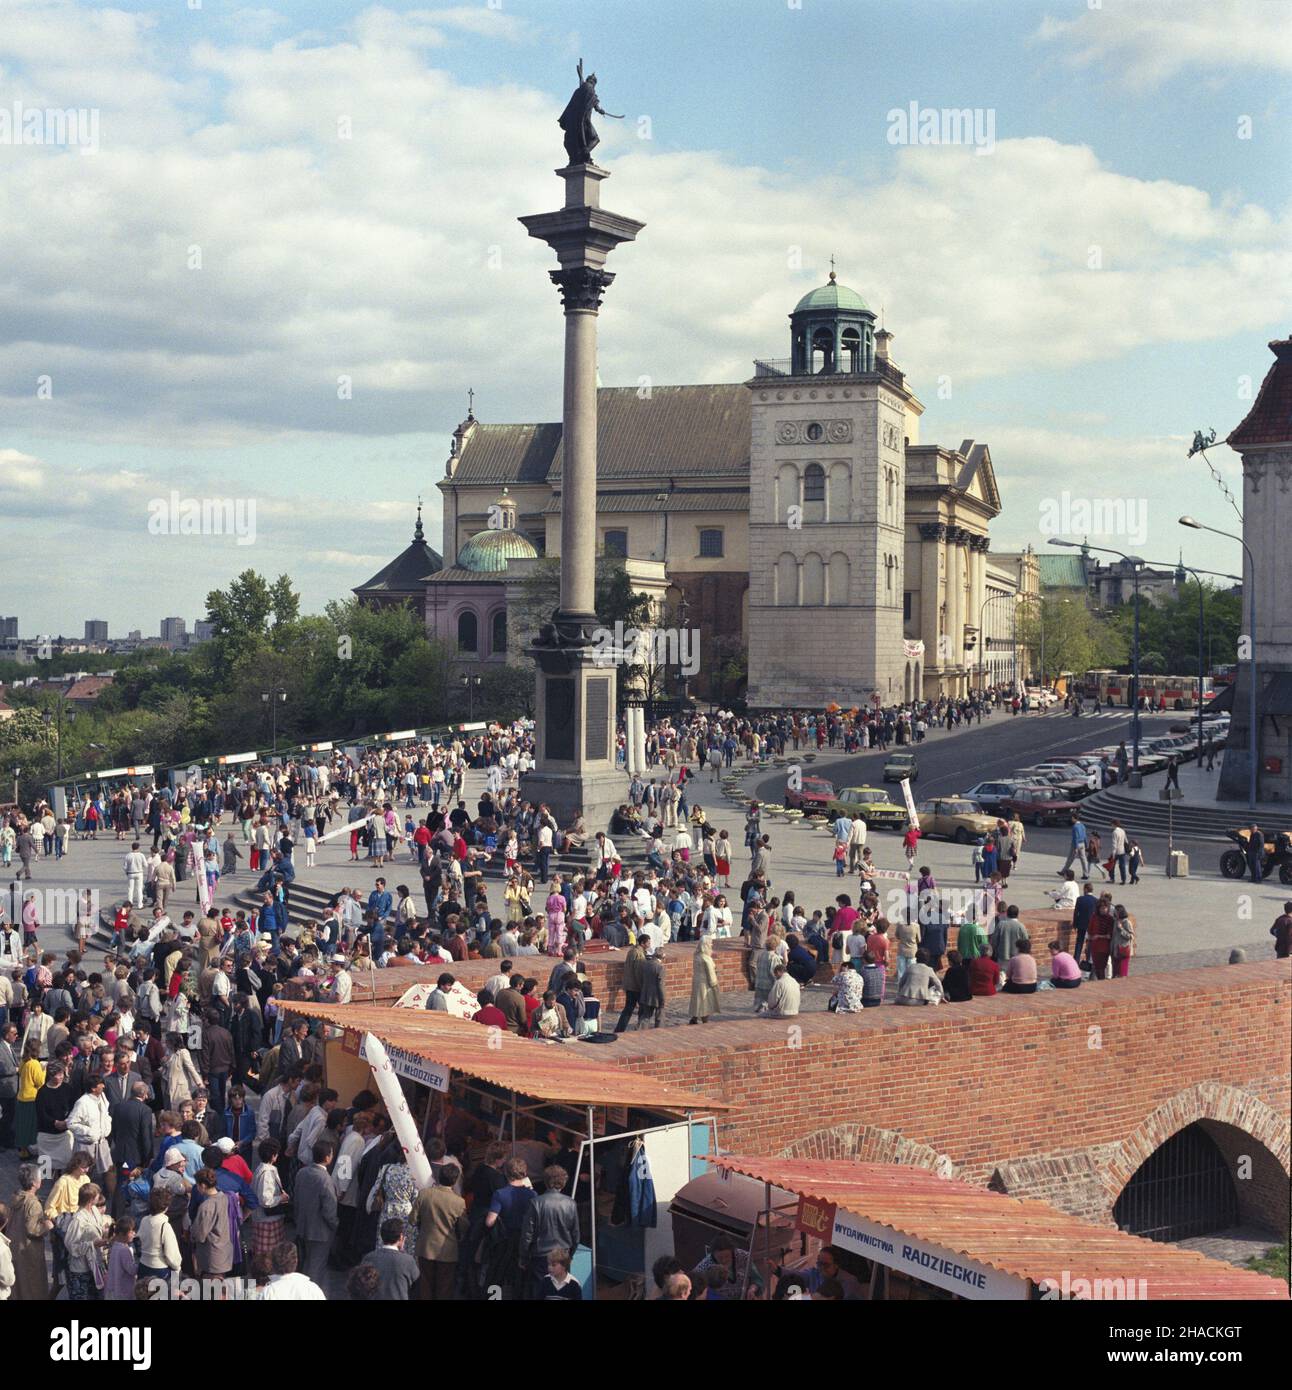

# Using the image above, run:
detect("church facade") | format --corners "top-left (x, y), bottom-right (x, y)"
top-left (361, 276), bottom-right (1029, 705)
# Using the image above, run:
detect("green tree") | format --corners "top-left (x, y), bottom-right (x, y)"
top-left (1016, 597), bottom-right (1126, 683)
top-left (1108, 580), bottom-right (1240, 676)
top-left (204, 570), bottom-right (302, 681)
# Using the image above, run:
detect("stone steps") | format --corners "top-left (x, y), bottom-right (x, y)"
top-left (1080, 788), bottom-right (1292, 841)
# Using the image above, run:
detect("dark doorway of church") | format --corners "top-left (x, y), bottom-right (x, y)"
top-left (1114, 1124), bottom-right (1239, 1243)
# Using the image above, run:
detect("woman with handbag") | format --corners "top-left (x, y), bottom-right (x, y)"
top-left (61, 1182), bottom-right (110, 1301)
top-left (1112, 906), bottom-right (1136, 978)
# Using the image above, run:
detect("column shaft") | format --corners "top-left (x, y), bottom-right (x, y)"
top-left (561, 307), bottom-right (599, 623)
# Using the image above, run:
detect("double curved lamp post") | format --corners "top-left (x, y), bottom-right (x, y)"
top-left (1049, 539), bottom-right (1143, 770)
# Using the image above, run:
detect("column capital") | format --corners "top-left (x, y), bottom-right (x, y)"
top-left (549, 266), bottom-right (616, 312)
top-left (919, 522), bottom-right (947, 541)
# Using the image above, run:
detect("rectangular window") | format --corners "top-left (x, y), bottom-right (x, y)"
top-left (603, 529), bottom-right (628, 558)
top-left (903, 591), bottom-right (912, 621)
top-left (698, 528), bottom-right (724, 558)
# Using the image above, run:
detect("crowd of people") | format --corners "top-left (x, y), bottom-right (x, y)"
top-left (0, 693), bottom-right (1280, 1302)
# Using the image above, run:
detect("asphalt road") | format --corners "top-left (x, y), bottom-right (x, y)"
top-left (750, 709), bottom-right (1228, 863)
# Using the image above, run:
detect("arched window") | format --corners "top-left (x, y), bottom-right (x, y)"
top-left (490, 610), bottom-right (507, 655)
top-left (841, 327), bottom-right (861, 373)
top-left (774, 553), bottom-right (799, 607)
top-left (810, 327), bottom-right (834, 374)
top-left (802, 552), bottom-right (825, 606)
top-left (803, 463), bottom-right (826, 524)
top-left (457, 610), bottom-right (478, 653)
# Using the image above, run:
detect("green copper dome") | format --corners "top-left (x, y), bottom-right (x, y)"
top-left (457, 526), bottom-right (538, 573)
top-left (793, 274), bottom-right (870, 315)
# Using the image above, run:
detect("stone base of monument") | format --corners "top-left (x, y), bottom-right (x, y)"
top-left (520, 766), bottom-right (629, 836)
top-left (522, 648), bottom-right (627, 831)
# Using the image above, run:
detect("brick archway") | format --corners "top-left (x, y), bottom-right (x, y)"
top-left (779, 1123), bottom-right (963, 1180)
top-left (1105, 1083), bottom-right (1290, 1200)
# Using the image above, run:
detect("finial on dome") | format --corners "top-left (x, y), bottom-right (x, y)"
top-left (828, 254), bottom-right (837, 284)
top-left (414, 496), bottom-right (425, 542)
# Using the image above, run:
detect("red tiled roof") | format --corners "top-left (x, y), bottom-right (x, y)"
top-left (283, 999), bottom-right (729, 1114)
top-left (710, 1155), bottom-right (1288, 1301)
top-left (64, 676), bottom-right (113, 700)
top-left (1228, 336), bottom-right (1292, 449)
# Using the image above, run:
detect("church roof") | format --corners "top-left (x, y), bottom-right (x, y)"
top-left (451, 386), bottom-right (750, 486)
top-left (450, 423), bottom-right (563, 486)
top-left (1228, 336), bottom-right (1292, 449)
top-left (793, 275), bottom-right (870, 315)
top-left (1038, 553), bottom-right (1089, 589)
top-left (354, 507), bottom-right (443, 595)
top-left (541, 489), bottom-right (748, 515)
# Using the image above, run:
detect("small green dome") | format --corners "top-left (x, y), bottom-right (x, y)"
top-left (457, 526), bottom-right (538, 573)
top-left (793, 274), bottom-right (869, 315)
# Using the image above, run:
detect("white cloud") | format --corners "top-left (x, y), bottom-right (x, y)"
top-left (1035, 0), bottom-right (1292, 88)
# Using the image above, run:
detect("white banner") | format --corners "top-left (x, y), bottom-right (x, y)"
top-left (360, 1033), bottom-right (450, 1093)
top-left (218, 751), bottom-right (258, 766)
top-left (903, 640), bottom-right (925, 659)
top-left (362, 1033), bottom-right (434, 1188)
top-left (899, 777), bottom-right (919, 830)
top-left (831, 1210), bottom-right (1029, 1300)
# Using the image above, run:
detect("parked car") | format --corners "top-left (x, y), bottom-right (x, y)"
top-left (999, 786), bottom-right (1081, 827)
top-left (962, 779), bottom-right (1032, 814)
top-left (823, 786), bottom-right (907, 830)
top-left (784, 774), bottom-right (835, 813)
top-left (1014, 766), bottom-right (1094, 800)
top-left (914, 797), bottom-right (998, 843)
top-left (882, 752), bottom-right (919, 784)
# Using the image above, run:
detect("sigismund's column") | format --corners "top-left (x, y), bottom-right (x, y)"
top-left (518, 160), bottom-right (644, 829)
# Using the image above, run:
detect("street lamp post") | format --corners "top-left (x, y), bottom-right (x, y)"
top-left (1049, 539), bottom-right (1142, 769)
top-left (460, 673), bottom-right (483, 721)
top-left (260, 688), bottom-right (288, 758)
top-left (42, 698), bottom-right (76, 782)
top-left (977, 592), bottom-right (1013, 693)
top-left (1181, 517), bottom-right (1257, 809)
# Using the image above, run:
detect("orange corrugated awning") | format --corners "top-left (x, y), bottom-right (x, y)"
top-left (285, 999), bottom-right (729, 1114)
top-left (710, 1155), bottom-right (1288, 1301)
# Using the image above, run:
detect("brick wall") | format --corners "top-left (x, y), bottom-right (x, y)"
top-left (602, 960), bottom-right (1292, 1225)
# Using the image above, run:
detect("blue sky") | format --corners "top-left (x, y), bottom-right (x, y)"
top-left (1, 0), bottom-right (1289, 634)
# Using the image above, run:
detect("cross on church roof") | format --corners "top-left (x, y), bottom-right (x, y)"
top-left (828, 254), bottom-right (836, 282)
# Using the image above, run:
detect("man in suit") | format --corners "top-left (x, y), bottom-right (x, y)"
top-left (278, 1022), bottom-right (307, 1075)
top-left (229, 994), bottom-right (263, 1086)
top-left (110, 1080), bottom-right (156, 1172)
top-left (0, 1021), bottom-right (19, 1149)
top-left (360, 1218), bottom-right (421, 1300)
top-left (410, 1164), bottom-right (467, 1300)
top-left (293, 1136), bottom-right (339, 1287)
top-left (103, 1051), bottom-right (150, 1112)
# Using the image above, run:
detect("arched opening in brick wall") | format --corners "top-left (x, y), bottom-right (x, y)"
top-left (1113, 1124), bottom-right (1238, 1242)
top-left (1108, 1086), bottom-right (1290, 1241)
